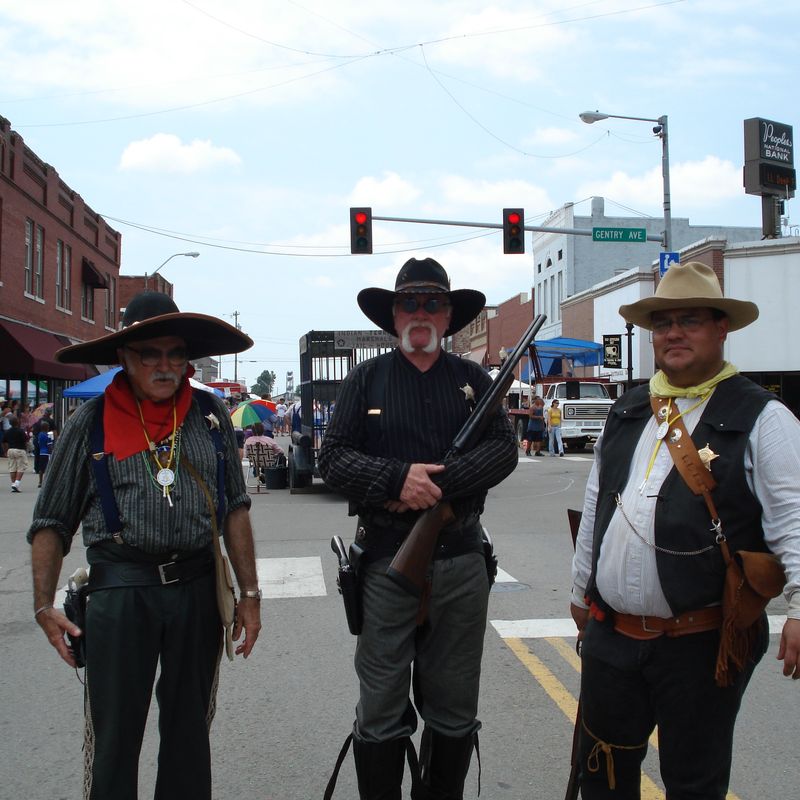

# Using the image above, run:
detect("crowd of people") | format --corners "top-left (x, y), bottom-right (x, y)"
top-left (1, 399), bottom-right (57, 492)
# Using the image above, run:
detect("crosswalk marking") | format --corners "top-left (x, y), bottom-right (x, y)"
top-left (256, 556), bottom-right (327, 598)
top-left (516, 454), bottom-right (590, 463)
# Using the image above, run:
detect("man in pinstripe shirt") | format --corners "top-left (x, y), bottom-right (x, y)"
top-left (28, 292), bottom-right (262, 800)
top-left (319, 258), bottom-right (518, 800)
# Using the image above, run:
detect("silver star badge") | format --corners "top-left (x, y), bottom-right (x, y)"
top-left (460, 383), bottom-right (475, 402)
top-left (205, 412), bottom-right (220, 430)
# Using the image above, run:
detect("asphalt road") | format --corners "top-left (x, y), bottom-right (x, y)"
top-left (1, 440), bottom-right (795, 799)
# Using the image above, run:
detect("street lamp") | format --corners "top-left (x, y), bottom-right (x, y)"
top-left (579, 110), bottom-right (672, 252)
top-left (144, 251), bottom-right (200, 290)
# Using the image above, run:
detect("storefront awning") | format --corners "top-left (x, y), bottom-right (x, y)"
top-left (464, 346), bottom-right (487, 366)
top-left (82, 257), bottom-right (108, 289)
top-left (0, 319), bottom-right (93, 380)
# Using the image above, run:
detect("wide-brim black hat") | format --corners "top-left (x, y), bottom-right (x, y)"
top-left (357, 257), bottom-right (485, 337)
top-left (56, 291), bottom-right (253, 365)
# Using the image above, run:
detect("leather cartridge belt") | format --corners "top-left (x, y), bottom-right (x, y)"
top-left (610, 607), bottom-right (723, 641)
top-left (88, 550), bottom-right (214, 592)
top-left (356, 513), bottom-right (482, 560)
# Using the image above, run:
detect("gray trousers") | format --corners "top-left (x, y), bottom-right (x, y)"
top-left (354, 551), bottom-right (490, 743)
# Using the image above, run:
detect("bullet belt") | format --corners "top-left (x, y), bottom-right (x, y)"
top-left (610, 607), bottom-right (723, 640)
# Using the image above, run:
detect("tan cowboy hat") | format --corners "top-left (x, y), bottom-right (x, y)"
top-left (56, 291), bottom-right (253, 365)
top-left (619, 261), bottom-right (759, 332)
top-left (357, 257), bottom-right (485, 337)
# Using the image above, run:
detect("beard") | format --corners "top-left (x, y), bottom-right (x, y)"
top-left (399, 320), bottom-right (441, 354)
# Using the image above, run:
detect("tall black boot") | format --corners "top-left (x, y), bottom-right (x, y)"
top-left (412, 727), bottom-right (477, 800)
top-left (352, 737), bottom-right (407, 800)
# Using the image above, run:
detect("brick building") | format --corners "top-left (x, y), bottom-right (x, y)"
top-left (0, 115), bottom-right (121, 406)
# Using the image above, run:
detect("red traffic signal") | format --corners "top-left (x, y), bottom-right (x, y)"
top-left (350, 207), bottom-right (373, 254)
top-left (503, 208), bottom-right (525, 254)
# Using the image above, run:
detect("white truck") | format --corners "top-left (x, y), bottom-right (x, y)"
top-left (510, 379), bottom-right (615, 451)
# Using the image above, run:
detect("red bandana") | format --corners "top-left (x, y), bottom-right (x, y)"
top-left (103, 365), bottom-right (195, 461)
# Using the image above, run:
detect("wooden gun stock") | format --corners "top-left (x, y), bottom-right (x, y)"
top-left (385, 502), bottom-right (455, 596)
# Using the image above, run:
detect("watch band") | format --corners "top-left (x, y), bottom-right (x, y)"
top-left (240, 589), bottom-right (262, 600)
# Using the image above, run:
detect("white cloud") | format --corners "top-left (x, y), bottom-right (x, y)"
top-left (349, 172), bottom-right (422, 207)
top-left (577, 156), bottom-right (743, 216)
top-left (119, 134), bottom-right (241, 173)
top-left (439, 175), bottom-right (552, 212)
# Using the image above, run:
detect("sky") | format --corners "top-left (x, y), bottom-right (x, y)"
top-left (1, 0), bottom-right (797, 393)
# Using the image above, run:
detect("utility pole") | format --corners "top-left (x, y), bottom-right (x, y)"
top-left (231, 311), bottom-right (241, 384)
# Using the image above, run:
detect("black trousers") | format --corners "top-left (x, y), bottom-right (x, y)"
top-left (83, 571), bottom-right (222, 800)
top-left (577, 616), bottom-right (767, 800)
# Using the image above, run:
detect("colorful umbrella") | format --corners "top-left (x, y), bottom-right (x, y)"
top-left (230, 400), bottom-right (276, 428)
top-left (30, 402), bottom-right (54, 421)
top-left (249, 398), bottom-right (277, 412)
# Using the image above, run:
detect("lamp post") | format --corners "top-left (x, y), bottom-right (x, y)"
top-left (579, 110), bottom-right (672, 252)
top-left (144, 251), bottom-right (200, 290)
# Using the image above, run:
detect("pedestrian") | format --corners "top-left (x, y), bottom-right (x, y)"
top-left (28, 291), bottom-right (262, 800)
top-left (525, 395), bottom-right (546, 456)
top-left (570, 261), bottom-right (800, 799)
top-left (318, 257), bottom-right (518, 799)
top-left (35, 420), bottom-right (52, 487)
top-left (547, 398), bottom-right (564, 456)
top-left (3, 415), bottom-right (29, 492)
top-left (275, 399), bottom-right (288, 435)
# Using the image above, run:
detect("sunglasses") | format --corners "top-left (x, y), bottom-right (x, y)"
top-left (125, 345), bottom-right (188, 367)
top-left (650, 315), bottom-right (715, 335)
top-left (395, 297), bottom-right (451, 314)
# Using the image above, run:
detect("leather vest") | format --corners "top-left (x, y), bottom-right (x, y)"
top-left (587, 375), bottom-right (773, 615)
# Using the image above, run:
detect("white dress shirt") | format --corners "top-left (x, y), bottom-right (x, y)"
top-left (572, 397), bottom-right (800, 619)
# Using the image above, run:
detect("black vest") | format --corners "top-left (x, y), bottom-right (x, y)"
top-left (588, 375), bottom-right (773, 615)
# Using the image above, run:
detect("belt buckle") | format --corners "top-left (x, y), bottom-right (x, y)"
top-left (640, 615), bottom-right (662, 634)
top-left (158, 561), bottom-right (179, 585)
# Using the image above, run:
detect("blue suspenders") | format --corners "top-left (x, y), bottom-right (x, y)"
top-left (89, 390), bottom-right (227, 536)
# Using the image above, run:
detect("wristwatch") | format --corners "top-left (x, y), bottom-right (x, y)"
top-left (240, 589), bottom-right (262, 601)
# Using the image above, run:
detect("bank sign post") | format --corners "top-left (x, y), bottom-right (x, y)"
top-left (592, 226), bottom-right (647, 243)
top-left (602, 335), bottom-right (622, 368)
top-left (743, 117), bottom-right (796, 238)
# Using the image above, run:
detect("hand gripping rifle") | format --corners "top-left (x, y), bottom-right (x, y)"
top-left (386, 313), bottom-right (547, 595)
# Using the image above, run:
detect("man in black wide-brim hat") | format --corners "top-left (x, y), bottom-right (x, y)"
top-left (318, 258), bottom-right (519, 799)
top-left (28, 291), bottom-right (262, 800)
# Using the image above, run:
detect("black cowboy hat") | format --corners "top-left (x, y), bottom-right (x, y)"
top-left (357, 257), bottom-right (486, 337)
top-left (56, 291), bottom-right (253, 365)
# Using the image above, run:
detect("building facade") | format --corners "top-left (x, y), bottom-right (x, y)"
top-left (0, 115), bottom-right (122, 407)
top-left (532, 197), bottom-right (762, 340)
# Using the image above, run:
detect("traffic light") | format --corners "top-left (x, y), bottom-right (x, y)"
top-left (503, 208), bottom-right (525, 254)
top-left (350, 207), bottom-right (373, 254)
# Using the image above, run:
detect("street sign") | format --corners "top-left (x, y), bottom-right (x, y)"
top-left (602, 335), bottom-right (622, 368)
top-left (592, 226), bottom-right (647, 243)
top-left (659, 251), bottom-right (680, 276)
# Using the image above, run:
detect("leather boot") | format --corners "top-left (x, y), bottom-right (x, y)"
top-left (352, 737), bottom-right (407, 800)
top-left (412, 727), bottom-right (476, 800)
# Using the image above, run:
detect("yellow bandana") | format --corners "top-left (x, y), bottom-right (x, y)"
top-left (649, 361), bottom-right (738, 399)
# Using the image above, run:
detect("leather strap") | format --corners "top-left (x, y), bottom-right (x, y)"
top-left (649, 397), bottom-right (731, 563)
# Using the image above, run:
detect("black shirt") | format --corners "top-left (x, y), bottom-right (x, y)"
top-left (3, 427), bottom-right (28, 450)
top-left (317, 348), bottom-right (518, 520)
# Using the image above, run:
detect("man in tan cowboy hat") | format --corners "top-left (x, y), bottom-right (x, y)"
top-left (570, 262), bottom-right (800, 798)
top-left (318, 257), bottom-right (518, 799)
top-left (28, 291), bottom-right (262, 800)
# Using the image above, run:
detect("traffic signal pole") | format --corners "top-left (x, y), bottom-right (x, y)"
top-left (370, 214), bottom-right (664, 243)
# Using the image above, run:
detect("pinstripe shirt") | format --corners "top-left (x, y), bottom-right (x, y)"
top-left (27, 392), bottom-right (250, 555)
top-left (317, 348), bottom-right (518, 522)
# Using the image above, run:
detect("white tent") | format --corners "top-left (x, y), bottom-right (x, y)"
top-left (487, 368), bottom-right (532, 393)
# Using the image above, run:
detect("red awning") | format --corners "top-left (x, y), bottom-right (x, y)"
top-left (464, 346), bottom-right (487, 366)
top-left (0, 319), bottom-right (92, 380)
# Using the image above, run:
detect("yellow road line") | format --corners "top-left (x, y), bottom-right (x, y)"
top-left (522, 637), bottom-right (740, 800)
top-left (506, 636), bottom-right (665, 799)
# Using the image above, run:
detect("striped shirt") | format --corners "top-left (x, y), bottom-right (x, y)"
top-left (317, 348), bottom-right (518, 521)
top-left (27, 392), bottom-right (250, 555)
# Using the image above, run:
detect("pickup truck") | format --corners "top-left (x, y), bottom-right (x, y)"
top-left (509, 380), bottom-right (614, 451)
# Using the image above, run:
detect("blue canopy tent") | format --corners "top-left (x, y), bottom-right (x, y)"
top-left (516, 337), bottom-right (604, 382)
top-left (63, 367), bottom-right (224, 398)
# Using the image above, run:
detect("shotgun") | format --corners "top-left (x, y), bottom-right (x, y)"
top-left (386, 313), bottom-right (547, 595)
